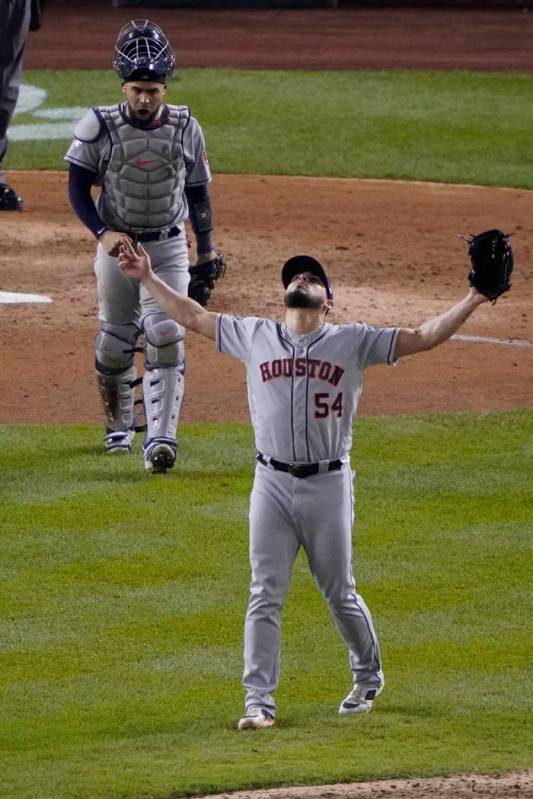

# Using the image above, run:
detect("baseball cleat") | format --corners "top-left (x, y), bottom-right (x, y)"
top-left (238, 708), bottom-right (276, 731)
top-left (104, 429), bottom-right (135, 454)
top-left (0, 183), bottom-right (23, 211)
top-left (339, 678), bottom-right (384, 716)
top-left (143, 439), bottom-right (176, 474)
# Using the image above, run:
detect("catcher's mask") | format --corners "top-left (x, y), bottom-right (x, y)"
top-left (113, 19), bottom-right (176, 83)
top-left (282, 255), bottom-right (334, 300)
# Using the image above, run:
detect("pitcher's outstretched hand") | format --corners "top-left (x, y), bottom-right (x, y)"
top-left (118, 237), bottom-right (152, 282)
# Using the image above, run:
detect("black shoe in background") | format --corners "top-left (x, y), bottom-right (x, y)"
top-left (0, 184), bottom-right (23, 211)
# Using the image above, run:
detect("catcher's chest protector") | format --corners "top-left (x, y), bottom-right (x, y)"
top-left (98, 104), bottom-right (190, 231)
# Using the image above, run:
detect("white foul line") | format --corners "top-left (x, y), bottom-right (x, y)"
top-left (451, 334), bottom-right (533, 348)
top-left (0, 291), bottom-right (52, 304)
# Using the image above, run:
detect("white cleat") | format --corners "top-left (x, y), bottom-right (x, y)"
top-left (238, 708), bottom-right (276, 731)
top-left (104, 429), bottom-right (135, 454)
top-left (143, 440), bottom-right (176, 474)
top-left (339, 678), bottom-right (384, 716)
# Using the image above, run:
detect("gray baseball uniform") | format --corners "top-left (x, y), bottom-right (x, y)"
top-left (216, 314), bottom-right (399, 716)
top-left (65, 103), bottom-right (211, 458)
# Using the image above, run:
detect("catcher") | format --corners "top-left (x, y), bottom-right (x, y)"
top-left (64, 19), bottom-right (225, 473)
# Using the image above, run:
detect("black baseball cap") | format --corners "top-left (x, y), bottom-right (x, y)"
top-left (281, 255), bottom-right (333, 300)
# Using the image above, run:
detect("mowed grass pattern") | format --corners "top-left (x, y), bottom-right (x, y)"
top-left (8, 68), bottom-right (533, 187)
top-left (0, 411), bottom-right (531, 799)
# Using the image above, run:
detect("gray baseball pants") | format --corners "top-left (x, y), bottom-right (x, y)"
top-left (243, 461), bottom-right (383, 716)
top-left (0, 0), bottom-right (31, 180)
top-left (94, 231), bottom-right (190, 328)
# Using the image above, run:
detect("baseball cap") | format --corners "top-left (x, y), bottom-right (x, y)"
top-left (281, 255), bottom-right (333, 300)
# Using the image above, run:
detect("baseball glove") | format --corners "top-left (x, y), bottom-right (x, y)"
top-left (188, 254), bottom-right (226, 307)
top-left (464, 229), bottom-right (513, 303)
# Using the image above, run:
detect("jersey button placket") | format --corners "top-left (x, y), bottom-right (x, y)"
top-left (292, 348), bottom-right (308, 462)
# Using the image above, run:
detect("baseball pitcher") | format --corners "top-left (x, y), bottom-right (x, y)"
top-left (118, 235), bottom-right (510, 728)
top-left (64, 19), bottom-right (225, 473)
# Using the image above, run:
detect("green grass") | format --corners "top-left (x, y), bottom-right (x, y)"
top-left (6, 68), bottom-right (533, 186)
top-left (1, 410), bottom-right (531, 799)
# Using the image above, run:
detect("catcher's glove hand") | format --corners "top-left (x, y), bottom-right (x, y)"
top-left (188, 254), bottom-right (226, 307)
top-left (462, 229), bottom-right (513, 303)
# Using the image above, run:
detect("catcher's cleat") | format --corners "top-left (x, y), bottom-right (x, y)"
top-left (338, 677), bottom-right (384, 716)
top-left (238, 708), bottom-right (276, 731)
top-left (0, 183), bottom-right (23, 211)
top-left (104, 429), bottom-right (135, 454)
top-left (143, 438), bottom-right (176, 474)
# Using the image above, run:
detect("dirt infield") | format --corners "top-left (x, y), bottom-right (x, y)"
top-left (2, 170), bottom-right (532, 424)
top-left (200, 772), bottom-right (533, 799)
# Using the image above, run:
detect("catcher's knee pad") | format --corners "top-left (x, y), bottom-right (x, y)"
top-left (95, 324), bottom-right (139, 373)
top-left (143, 312), bottom-right (185, 369)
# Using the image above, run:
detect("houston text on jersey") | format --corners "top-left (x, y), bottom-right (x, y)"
top-left (259, 357), bottom-right (344, 385)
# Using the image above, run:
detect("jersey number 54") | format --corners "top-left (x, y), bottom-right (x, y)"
top-left (314, 392), bottom-right (343, 419)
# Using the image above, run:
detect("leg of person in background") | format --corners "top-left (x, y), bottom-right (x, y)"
top-left (0, 0), bottom-right (31, 211)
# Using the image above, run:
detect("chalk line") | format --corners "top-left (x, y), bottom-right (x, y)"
top-left (0, 291), bottom-right (52, 304)
top-left (451, 334), bottom-right (533, 348)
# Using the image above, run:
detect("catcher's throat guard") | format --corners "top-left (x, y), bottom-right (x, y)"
top-left (113, 19), bottom-right (176, 83)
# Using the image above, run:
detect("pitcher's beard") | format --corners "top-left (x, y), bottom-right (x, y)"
top-left (285, 286), bottom-right (324, 309)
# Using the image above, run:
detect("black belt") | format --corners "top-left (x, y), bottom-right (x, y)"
top-left (257, 452), bottom-right (342, 479)
top-left (128, 226), bottom-right (181, 243)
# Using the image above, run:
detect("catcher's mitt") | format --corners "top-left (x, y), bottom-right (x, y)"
top-left (188, 254), bottom-right (226, 307)
top-left (463, 229), bottom-right (513, 303)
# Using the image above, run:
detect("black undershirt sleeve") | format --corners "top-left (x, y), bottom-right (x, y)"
top-left (185, 183), bottom-right (213, 255)
top-left (68, 163), bottom-right (107, 238)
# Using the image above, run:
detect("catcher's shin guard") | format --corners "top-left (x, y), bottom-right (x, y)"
top-left (142, 313), bottom-right (185, 444)
top-left (96, 365), bottom-right (137, 434)
top-left (95, 325), bottom-right (139, 439)
top-left (142, 365), bottom-right (184, 443)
